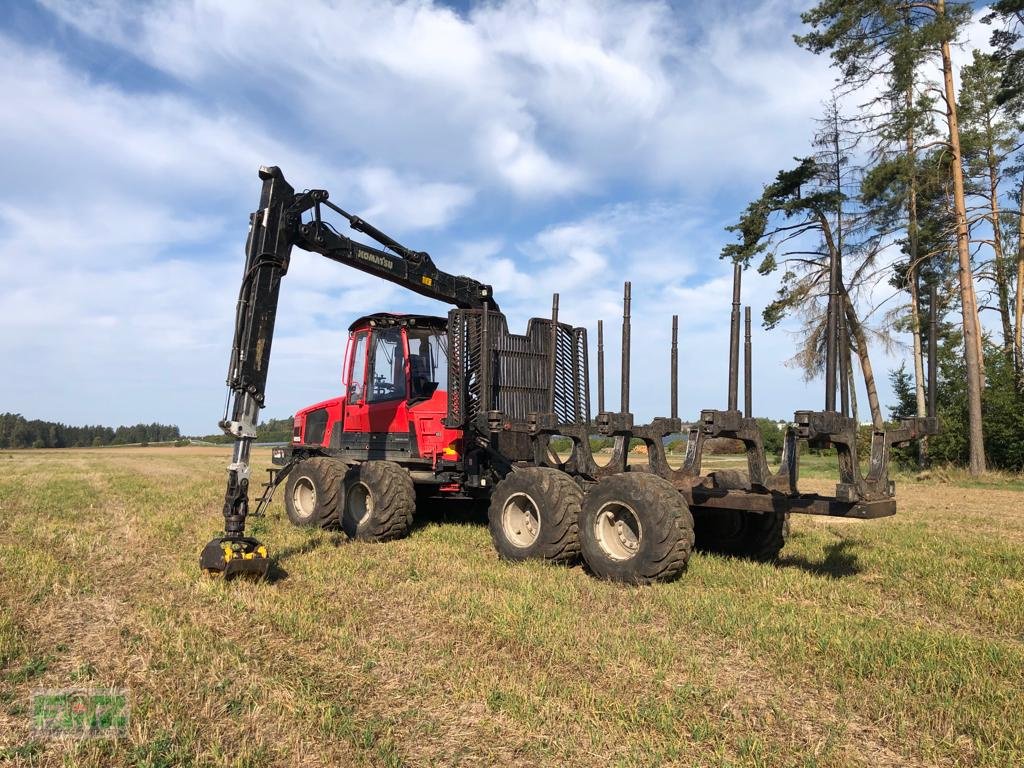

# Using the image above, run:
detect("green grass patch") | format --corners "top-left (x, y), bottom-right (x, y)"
top-left (0, 447), bottom-right (1021, 766)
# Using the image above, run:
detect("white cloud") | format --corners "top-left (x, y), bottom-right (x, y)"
top-left (2, 1), bottom-right (917, 432)
top-left (355, 167), bottom-right (474, 230)
top-left (0, 35), bottom-right (428, 431)
top-left (37, 0), bottom-right (835, 199)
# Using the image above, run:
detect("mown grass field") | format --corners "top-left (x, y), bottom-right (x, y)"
top-left (0, 446), bottom-right (1022, 767)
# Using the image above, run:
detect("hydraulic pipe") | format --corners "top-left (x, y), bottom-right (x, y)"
top-left (743, 306), bottom-right (752, 418)
top-left (322, 199), bottom-right (424, 265)
top-left (671, 315), bottom-right (679, 420)
top-left (928, 284), bottom-right (938, 418)
top-left (549, 294), bottom-right (560, 413)
top-left (728, 263), bottom-right (741, 411)
top-left (621, 282), bottom-right (631, 413)
top-left (597, 319), bottom-right (605, 413)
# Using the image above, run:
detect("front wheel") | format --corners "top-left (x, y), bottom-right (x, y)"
top-left (580, 473), bottom-right (694, 584)
top-left (283, 457), bottom-right (346, 529)
top-left (341, 461), bottom-right (416, 542)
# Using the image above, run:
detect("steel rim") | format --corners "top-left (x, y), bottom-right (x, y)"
top-left (292, 476), bottom-right (317, 518)
top-left (594, 501), bottom-right (642, 561)
top-left (347, 482), bottom-right (373, 525)
top-left (501, 492), bottom-right (541, 548)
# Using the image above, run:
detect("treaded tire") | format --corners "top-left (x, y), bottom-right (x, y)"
top-left (488, 468), bottom-right (582, 564)
top-left (341, 461), bottom-right (415, 542)
top-left (283, 456), bottom-right (347, 529)
top-left (579, 473), bottom-right (694, 584)
top-left (693, 470), bottom-right (789, 561)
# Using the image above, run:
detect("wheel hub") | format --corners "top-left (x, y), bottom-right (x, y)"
top-left (501, 492), bottom-right (541, 548)
top-left (292, 476), bottom-right (317, 518)
top-left (346, 482), bottom-right (373, 526)
top-left (594, 502), bottom-right (642, 561)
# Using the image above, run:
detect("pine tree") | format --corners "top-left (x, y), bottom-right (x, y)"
top-left (722, 100), bottom-right (886, 426)
top-left (959, 50), bottom-right (1020, 359)
top-left (797, 0), bottom-right (987, 474)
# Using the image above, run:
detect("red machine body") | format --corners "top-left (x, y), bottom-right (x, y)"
top-left (290, 313), bottom-right (462, 472)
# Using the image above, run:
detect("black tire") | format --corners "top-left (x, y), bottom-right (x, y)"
top-left (579, 473), bottom-right (694, 584)
top-left (693, 470), bottom-right (789, 561)
top-left (341, 461), bottom-right (415, 542)
top-left (283, 456), bottom-right (346, 529)
top-left (488, 468), bottom-right (582, 564)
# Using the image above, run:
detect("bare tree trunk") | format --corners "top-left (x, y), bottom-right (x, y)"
top-left (988, 155), bottom-right (1013, 355)
top-left (841, 289), bottom-right (883, 428)
top-left (908, 271), bottom-right (929, 463)
top-left (847, 345), bottom-right (860, 425)
top-left (906, 81), bottom-right (927, 423)
top-left (940, 3), bottom-right (987, 475)
top-left (906, 64), bottom-right (927, 467)
top-left (1016, 179), bottom-right (1024, 381)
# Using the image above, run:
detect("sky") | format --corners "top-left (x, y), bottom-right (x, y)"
top-left (0, 0), bottom-right (996, 435)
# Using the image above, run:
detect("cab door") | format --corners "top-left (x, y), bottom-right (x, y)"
top-left (364, 326), bottom-right (410, 434)
top-left (342, 329), bottom-right (371, 433)
top-left (341, 325), bottom-right (410, 442)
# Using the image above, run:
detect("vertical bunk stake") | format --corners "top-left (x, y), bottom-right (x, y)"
top-left (621, 281), bottom-right (632, 413)
top-left (743, 306), bottom-right (752, 419)
top-left (671, 314), bottom-right (679, 420)
top-left (728, 262), bottom-right (742, 411)
top-left (597, 319), bottom-right (605, 414)
top-left (549, 293), bottom-right (559, 414)
top-left (580, 327), bottom-right (590, 424)
top-left (838, 300), bottom-right (850, 418)
top-left (825, 246), bottom-right (840, 412)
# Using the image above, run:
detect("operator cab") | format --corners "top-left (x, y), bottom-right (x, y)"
top-left (345, 313), bottom-right (448, 406)
top-left (288, 313), bottom-right (457, 462)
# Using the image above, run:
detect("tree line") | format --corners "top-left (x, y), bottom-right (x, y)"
top-left (0, 413), bottom-right (181, 449)
top-left (721, 0), bottom-right (1024, 474)
top-left (197, 417), bottom-right (294, 444)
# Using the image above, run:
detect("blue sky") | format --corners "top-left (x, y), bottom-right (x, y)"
top-left (0, 1), bottom-right (993, 434)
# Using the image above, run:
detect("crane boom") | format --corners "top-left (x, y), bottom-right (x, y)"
top-left (202, 165), bottom-right (497, 578)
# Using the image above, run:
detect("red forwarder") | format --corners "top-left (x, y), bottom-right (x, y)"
top-left (201, 166), bottom-right (937, 584)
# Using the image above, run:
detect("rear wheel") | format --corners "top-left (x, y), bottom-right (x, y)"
top-left (341, 461), bottom-right (416, 542)
top-left (283, 456), bottom-right (346, 529)
top-left (693, 470), bottom-right (789, 561)
top-left (488, 468), bottom-right (582, 564)
top-left (580, 473), bottom-right (694, 584)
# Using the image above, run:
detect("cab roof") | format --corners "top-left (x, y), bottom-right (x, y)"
top-left (348, 313), bottom-right (448, 332)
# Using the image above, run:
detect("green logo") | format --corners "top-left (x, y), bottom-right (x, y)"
top-left (32, 689), bottom-right (129, 736)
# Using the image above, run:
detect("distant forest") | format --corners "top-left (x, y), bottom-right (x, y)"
top-left (0, 412), bottom-right (296, 449)
top-left (0, 413), bottom-right (181, 449)
top-left (198, 417), bottom-right (294, 444)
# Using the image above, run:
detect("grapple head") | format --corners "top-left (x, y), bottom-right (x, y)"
top-left (200, 536), bottom-right (270, 581)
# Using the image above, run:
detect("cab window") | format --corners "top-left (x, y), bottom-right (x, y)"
top-left (348, 331), bottom-right (369, 404)
top-left (407, 328), bottom-right (448, 399)
top-left (368, 326), bottom-right (406, 403)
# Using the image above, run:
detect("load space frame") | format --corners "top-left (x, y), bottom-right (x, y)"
top-left (452, 265), bottom-right (939, 520)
